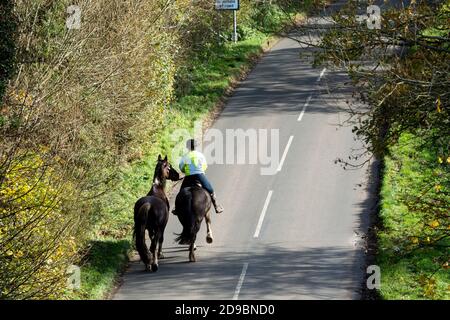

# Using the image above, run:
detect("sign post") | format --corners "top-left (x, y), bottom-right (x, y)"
top-left (233, 9), bottom-right (237, 43)
top-left (215, 0), bottom-right (240, 43)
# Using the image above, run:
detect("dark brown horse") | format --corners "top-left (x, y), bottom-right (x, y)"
top-left (133, 155), bottom-right (180, 272)
top-left (174, 178), bottom-right (214, 262)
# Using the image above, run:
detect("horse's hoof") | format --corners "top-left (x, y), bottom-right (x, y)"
top-left (151, 264), bottom-right (159, 272)
top-left (145, 264), bottom-right (151, 272)
top-left (189, 253), bottom-right (196, 262)
top-left (206, 235), bottom-right (213, 244)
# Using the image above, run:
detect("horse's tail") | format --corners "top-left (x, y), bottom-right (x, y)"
top-left (175, 192), bottom-right (200, 245)
top-left (134, 202), bottom-right (151, 266)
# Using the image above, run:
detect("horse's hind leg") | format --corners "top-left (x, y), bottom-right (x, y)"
top-left (150, 234), bottom-right (158, 272)
top-left (158, 233), bottom-right (164, 260)
top-left (189, 242), bottom-right (196, 262)
top-left (205, 210), bottom-right (213, 244)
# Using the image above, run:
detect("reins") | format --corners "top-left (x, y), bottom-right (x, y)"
top-left (171, 176), bottom-right (185, 189)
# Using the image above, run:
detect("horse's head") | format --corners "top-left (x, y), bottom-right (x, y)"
top-left (156, 154), bottom-right (180, 182)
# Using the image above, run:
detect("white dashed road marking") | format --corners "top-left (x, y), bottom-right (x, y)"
top-left (233, 263), bottom-right (249, 300)
top-left (253, 190), bottom-right (274, 238)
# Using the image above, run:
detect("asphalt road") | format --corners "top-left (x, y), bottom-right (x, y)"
top-left (113, 3), bottom-right (380, 300)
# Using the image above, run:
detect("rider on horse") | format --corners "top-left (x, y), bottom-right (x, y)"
top-left (172, 139), bottom-right (224, 215)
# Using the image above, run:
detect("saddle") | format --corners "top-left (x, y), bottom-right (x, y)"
top-left (180, 175), bottom-right (203, 191)
top-left (172, 176), bottom-right (205, 216)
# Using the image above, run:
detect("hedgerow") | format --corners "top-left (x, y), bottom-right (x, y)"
top-left (0, 0), bottom-right (303, 299)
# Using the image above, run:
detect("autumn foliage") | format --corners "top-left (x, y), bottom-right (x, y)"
top-left (0, 0), bottom-right (302, 299)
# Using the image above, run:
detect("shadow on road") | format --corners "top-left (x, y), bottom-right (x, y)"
top-left (116, 243), bottom-right (361, 299)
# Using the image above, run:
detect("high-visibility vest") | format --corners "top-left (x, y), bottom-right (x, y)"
top-left (179, 151), bottom-right (208, 176)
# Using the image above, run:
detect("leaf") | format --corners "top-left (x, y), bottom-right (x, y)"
top-left (429, 220), bottom-right (439, 228)
top-left (436, 96), bottom-right (442, 113)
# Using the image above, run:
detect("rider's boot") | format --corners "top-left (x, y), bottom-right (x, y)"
top-left (210, 192), bottom-right (224, 214)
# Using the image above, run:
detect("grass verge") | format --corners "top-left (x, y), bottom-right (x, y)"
top-left (72, 240), bottom-right (131, 300)
top-left (377, 133), bottom-right (449, 300)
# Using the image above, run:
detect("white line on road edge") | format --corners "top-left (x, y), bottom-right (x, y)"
top-left (297, 95), bottom-right (312, 122)
top-left (253, 190), bottom-right (273, 238)
top-left (317, 67), bottom-right (327, 82)
top-left (277, 135), bottom-right (294, 172)
top-left (233, 263), bottom-right (249, 300)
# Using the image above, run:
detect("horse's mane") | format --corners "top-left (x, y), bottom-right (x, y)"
top-left (153, 161), bottom-right (166, 186)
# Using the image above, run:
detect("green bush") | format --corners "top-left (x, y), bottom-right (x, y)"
top-left (379, 133), bottom-right (449, 299)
